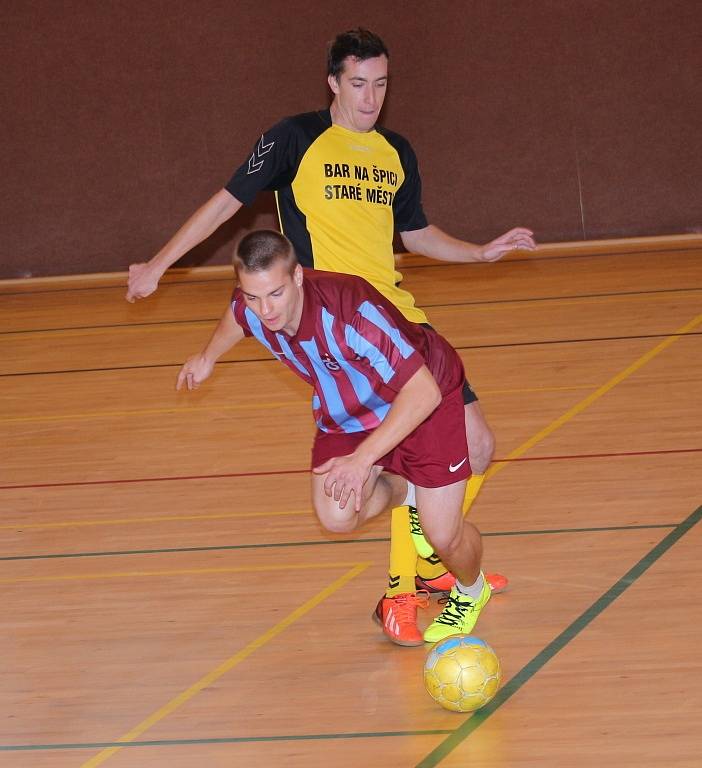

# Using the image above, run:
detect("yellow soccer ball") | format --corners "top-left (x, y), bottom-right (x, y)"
top-left (423, 635), bottom-right (501, 712)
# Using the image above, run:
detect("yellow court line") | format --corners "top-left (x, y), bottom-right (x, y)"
top-left (79, 562), bottom-right (370, 768)
top-left (0, 561), bottom-right (369, 586)
top-left (485, 312), bottom-right (702, 481)
top-left (0, 508), bottom-right (308, 531)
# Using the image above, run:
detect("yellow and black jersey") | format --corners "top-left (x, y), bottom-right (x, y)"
top-left (225, 109), bottom-right (429, 323)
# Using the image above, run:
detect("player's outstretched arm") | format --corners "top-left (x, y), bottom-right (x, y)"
top-left (126, 189), bottom-right (243, 303)
top-left (313, 365), bottom-right (441, 511)
top-left (399, 224), bottom-right (536, 264)
top-left (176, 305), bottom-right (245, 391)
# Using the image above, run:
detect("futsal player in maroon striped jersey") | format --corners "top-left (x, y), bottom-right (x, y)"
top-left (177, 230), bottom-right (492, 643)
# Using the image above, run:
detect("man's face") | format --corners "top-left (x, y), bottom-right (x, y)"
top-left (328, 54), bottom-right (388, 133)
top-left (238, 261), bottom-right (304, 335)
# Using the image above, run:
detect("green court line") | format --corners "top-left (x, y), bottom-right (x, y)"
top-left (0, 730), bottom-right (452, 752)
top-left (414, 503), bottom-right (702, 768)
top-left (0, 523), bottom-right (676, 562)
top-left (0, 536), bottom-right (391, 562)
top-left (2, 510), bottom-right (697, 756)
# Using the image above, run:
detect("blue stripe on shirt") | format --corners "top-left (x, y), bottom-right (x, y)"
top-left (344, 323), bottom-right (395, 385)
top-left (299, 336), bottom-right (365, 433)
top-left (243, 308), bottom-right (280, 359)
top-left (275, 333), bottom-right (310, 377)
top-left (357, 301), bottom-right (415, 359)
top-left (321, 308), bottom-right (391, 419)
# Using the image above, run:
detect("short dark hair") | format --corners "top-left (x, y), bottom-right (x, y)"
top-left (327, 28), bottom-right (389, 79)
top-left (234, 230), bottom-right (296, 275)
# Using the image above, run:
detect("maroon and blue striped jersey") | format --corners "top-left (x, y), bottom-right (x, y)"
top-left (231, 270), bottom-right (464, 435)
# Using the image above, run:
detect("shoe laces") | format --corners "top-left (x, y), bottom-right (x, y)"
top-left (391, 590), bottom-right (429, 619)
top-left (435, 592), bottom-right (475, 626)
top-left (407, 506), bottom-right (423, 536)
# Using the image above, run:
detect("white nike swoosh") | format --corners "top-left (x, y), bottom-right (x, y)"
top-left (448, 457), bottom-right (468, 472)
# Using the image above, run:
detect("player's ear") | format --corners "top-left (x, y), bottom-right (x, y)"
top-left (293, 264), bottom-right (303, 287)
top-left (327, 74), bottom-right (340, 95)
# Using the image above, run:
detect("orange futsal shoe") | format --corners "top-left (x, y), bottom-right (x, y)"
top-left (372, 592), bottom-right (430, 647)
top-left (415, 571), bottom-right (509, 596)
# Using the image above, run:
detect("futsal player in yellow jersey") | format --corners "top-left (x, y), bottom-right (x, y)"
top-left (126, 29), bottom-right (536, 645)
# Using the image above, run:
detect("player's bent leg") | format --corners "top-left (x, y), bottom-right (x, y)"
top-left (415, 401), bottom-right (508, 595)
top-left (460, 402), bottom-right (509, 592)
top-left (415, 400), bottom-right (493, 566)
top-left (417, 483), bottom-right (482, 584)
top-left (311, 465), bottom-right (384, 532)
top-left (416, 482), bottom-right (492, 642)
top-left (310, 467), bottom-right (427, 647)
top-left (310, 466), bottom-right (406, 533)
top-left (310, 473), bottom-right (357, 533)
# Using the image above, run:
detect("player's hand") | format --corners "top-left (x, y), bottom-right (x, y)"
top-left (312, 454), bottom-right (372, 512)
top-left (479, 227), bottom-right (536, 262)
top-left (126, 262), bottom-right (162, 303)
top-left (176, 353), bottom-right (214, 391)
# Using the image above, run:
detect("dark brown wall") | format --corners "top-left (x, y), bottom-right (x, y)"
top-left (3, 0), bottom-right (701, 278)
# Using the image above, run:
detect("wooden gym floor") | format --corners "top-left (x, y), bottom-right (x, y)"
top-left (1, 237), bottom-right (701, 767)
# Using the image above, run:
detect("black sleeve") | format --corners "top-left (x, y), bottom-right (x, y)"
top-left (392, 139), bottom-right (428, 233)
top-left (224, 118), bottom-right (298, 206)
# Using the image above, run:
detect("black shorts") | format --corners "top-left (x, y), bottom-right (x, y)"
top-left (420, 323), bottom-right (479, 406)
top-left (462, 379), bottom-right (478, 405)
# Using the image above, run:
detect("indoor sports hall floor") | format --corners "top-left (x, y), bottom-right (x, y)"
top-left (1, 238), bottom-right (701, 767)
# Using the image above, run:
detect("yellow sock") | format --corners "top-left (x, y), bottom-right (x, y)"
top-left (386, 506), bottom-right (418, 596)
top-left (416, 474), bottom-right (486, 580)
top-left (416, 552), bottom-right (447, 580)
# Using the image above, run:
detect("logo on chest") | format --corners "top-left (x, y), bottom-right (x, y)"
top-left (320, 352), bottom-right (341, 372)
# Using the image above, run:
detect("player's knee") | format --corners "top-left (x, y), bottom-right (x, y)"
top-left (423, 519), bottom-right (462, 558)
top-left (434, 520), bottom-right (483, 568)
top-left (313, 501), bottom-right (358, 534)
top-left (323, 516), bottom-right (358, 534)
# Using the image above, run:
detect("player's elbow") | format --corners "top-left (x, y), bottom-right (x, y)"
top-left (405, 367), bottom-right (441, 419)
top-left (212, 188), bottom-right (241, 222)
top-left (400, 227), bottom-right (427, 255)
